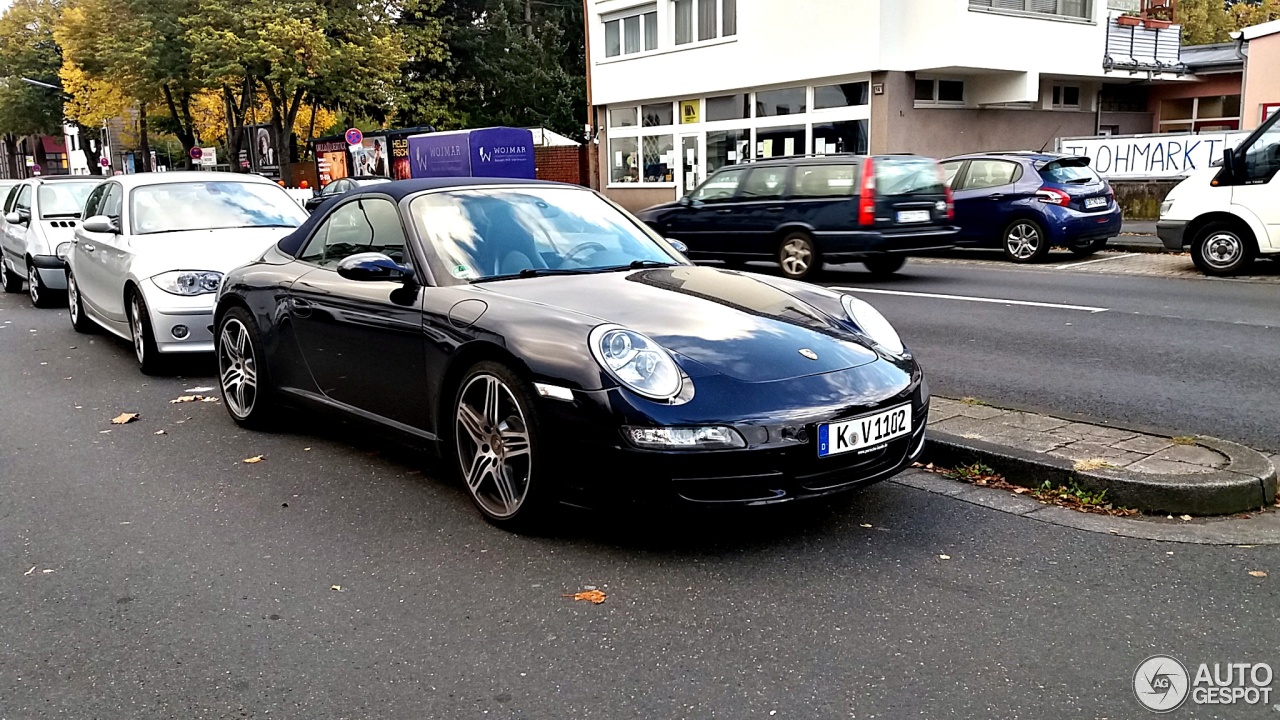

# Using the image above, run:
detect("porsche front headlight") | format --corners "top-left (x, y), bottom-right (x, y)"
top-left (152, 271), bottom-right (223, 296)
top-left (589, 325), bottom-right (683, 400)
top-left (841, 294), bottom-right (905, 355)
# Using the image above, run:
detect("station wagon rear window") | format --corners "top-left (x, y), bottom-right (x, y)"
top-left (875, 158), bottom-right (945, 196)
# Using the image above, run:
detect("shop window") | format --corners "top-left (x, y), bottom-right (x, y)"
top-left (812, 120), bottom-right (868, 155)
top-left (1052, 85), bottom-right (1081, 109)
top-left (706, 94), bottom-right (749, 122)
top-left (674, 0), bottom-right (736, 45)
top-left (642, 103), bottom-right (674, 127)
top-left (915, 79), bottom-right (965, 107)
top-left (814, 83), bottom-right (869, 110)
top-left (1158, 95), bottom-right (1241, 131)
top-left (609, 137), bottom-right (640, 183)
top-left (755, 125), bottom-right (805, 159)
top-left (642, 135), bottom-right (675, 182)
top-left (691, 166), bottom-right (745, 202)
top-left (756, 87), bottom-right (806, 117)
top-left (604, 7), bottom-right (658, 58)
top-left (707, 128), bottom-right (750, 172)
top-left (609, 107), bottom-right (638, 128)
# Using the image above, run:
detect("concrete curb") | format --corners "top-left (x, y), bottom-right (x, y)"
top-left (1108, 237), bottom-right (1166, 254)
top-left (922, 431), bottom-right (1277, 516)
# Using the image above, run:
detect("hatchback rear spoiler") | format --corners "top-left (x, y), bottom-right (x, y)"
top-left (1036, 156), bottom-right (1091, 171)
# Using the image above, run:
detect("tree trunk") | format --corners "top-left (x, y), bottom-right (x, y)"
top-left (2, 134), bottom-right (18, 179)
top-left (161, 85), bottom-right (197, 169)
top-left (138, 103), bottom-right (152, 173)
top-left (30, 134), bottom-right (48, 177)
top-left (75, 122), bottom-right (103, 176)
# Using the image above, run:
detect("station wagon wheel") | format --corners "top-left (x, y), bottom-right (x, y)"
top-left (454, 361), bottom-right (550, 530)
top-left (779, 232), bottom-right (820, 280)
top-left (216, 307), bottom-right (277, 429)
top-left (1191, 221), bottom-right (1255, 277)
top-left (1003, 219), bottom-right (1049, 263)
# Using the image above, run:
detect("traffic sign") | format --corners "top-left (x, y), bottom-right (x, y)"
top-left (190, 146), bottom-right (203, 160)
top-left (344, 128), bottom-right (364, 146)
top-left (99, 157), bottom-right (109, 167)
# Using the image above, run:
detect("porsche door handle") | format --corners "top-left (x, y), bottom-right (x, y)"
top-left (290, 298), bottom-right (313, 318)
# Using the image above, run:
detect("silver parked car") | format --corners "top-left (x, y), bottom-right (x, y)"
top-left (1, 176), bottom-right (100, 307)
top-left (62, 171), bottom-right (308, 373)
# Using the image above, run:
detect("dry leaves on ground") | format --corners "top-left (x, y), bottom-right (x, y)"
top-left (110, 413), bottom-right (139, 425)
top-left (153, 430), bottom-right (166, 435)
top-left (330, 585), bottom-right (343, 592)
top-left (934, 463), bottom-right (1141, 517)
top-left (564, 590), bottom-right (607, 604)
top-left (171, 395), bottom-right (219, 404)
top-left (1248, 570), bottom-right (1268, 578)
top-left (938, 554), bottom-right (951, 561)
top-left (243, 456), bottom-right (264, 464)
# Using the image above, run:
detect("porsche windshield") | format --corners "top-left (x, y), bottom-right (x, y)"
top-left (409, 187), bottom-right (679, 282)
top-left (130, 181), bottom-right (307, 235)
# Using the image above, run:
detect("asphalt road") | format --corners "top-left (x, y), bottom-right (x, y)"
top-left (818, 254), bottom-right (1280, 454)
top-left (1, 279), bottom-right (1279, 719)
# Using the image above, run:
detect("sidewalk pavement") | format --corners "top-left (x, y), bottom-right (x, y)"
top-left (1113, 220), bottom-right (1163, 253)
top-left (923, 397), bottom-right (1277, 516)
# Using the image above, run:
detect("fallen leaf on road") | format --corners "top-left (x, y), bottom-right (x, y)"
top-left (1012, 487), bottom-right (1030, 494)
top-left (938, 554), bottom-right (951, 560)
top-left (330, 585), bottom-right (343, 592)
top-left (200, 397), bottom-right (219, 403)
top-left (563, 589), bottom-right (607, 604)
top-left (153, 430), bottom-right (166, 435)
top-left (41, 569), bottom-right (54, 574)
top-left (303, 447), bottom-right (311, 452)
top-left (110, 412), bottom-right (139, 425)
top-left (1248, 570), bottom-right (1268, 578)
top-left (170, 395), bottom-right (200, 404)
top-left (859, 523), bottom-right (873, 528)
top-left (243, 456), bottom-right (264, 464)
top-left (99, 430), bottom-right (111, 434)
top-left (184, 386), bottom-right (215, 393)
top-left (1180, 515), bottom-right (1193, 522)
top-left (23, 566), bottom-right (34, 576)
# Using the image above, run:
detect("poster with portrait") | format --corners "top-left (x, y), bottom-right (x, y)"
top-left (248, 124), bottom-right (278, 170)
top-left (350, 136), bottom-right (390, 178)
top-left (314, 140), bottom-right (350, 187)
top-left (390, 137), bottom-right (411, 180)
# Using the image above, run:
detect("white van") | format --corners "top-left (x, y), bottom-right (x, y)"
top-left (1157, 111), bottom-right (1280, 276)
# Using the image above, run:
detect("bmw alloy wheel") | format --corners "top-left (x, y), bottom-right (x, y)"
top-left (130, 296), bottom-right (147, 364)
top-left (218, 318), bottom-right (258, 419)
top-left (1005, 222), bottom-right (1041, 261)
top-left (455, 373), bottom-right (533, 519)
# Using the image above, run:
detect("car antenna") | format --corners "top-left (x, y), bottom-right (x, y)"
top-left (1039, 125), bottom-right (1063, 153)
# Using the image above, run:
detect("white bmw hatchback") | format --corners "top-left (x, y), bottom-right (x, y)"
top-left (62, 172), bottom-right (308, 373)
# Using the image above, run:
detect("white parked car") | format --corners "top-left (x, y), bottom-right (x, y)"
top-left (61, 172), bottom-right (308, 373)
top-left (2, 177), bottom-right (100, 307)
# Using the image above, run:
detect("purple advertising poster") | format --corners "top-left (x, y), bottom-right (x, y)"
top-left (408, 132), bottom-right (472, 178)
top-left (469, 127), bottom-right (536, 179)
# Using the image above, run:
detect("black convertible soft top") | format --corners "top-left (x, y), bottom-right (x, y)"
top-left (276, 176), bottom-right (568, 257)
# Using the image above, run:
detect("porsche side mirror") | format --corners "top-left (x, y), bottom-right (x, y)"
top-left (666, 238), bottom-right (689, 254)
top-left (82, 215), bottom-right (118, 234)
top-left (337, 252), bottom-right (415, 282)
top-left (678, 196), bottom-right (691, 207)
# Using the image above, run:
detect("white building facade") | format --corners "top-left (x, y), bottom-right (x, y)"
top-left (588, 0), bottom-right (1185, 209)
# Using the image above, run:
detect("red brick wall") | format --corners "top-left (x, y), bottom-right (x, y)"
top-left (535, 146), bottom-right (586, 185)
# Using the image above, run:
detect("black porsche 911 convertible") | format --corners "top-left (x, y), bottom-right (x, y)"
top-left (214, 178), bottom-right (928, 530)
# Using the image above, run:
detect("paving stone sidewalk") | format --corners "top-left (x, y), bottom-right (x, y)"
top-left (928, 398), bottom-right (1228, 475)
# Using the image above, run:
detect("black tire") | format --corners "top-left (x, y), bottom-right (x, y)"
top-left (1068, 237), bottom-right (1109, 257)
top-left (778, 232), bottom-right (820, 281)
top-left (66, 271), bottom-right (96, 333)
top-left (1002, 219), bottom-right (1051, 263)
top-left (1191, 221), bottom-right (1256, 277)
top-left (452, 360), bottom-right (553, 532)
top-left (127, 289), bottom-right (167, 375)
top-left (862, 256), bottom-right (907, 276)
top-left (27, 262), bottom-right (59, 309)
top-left (3, 262), bottom-right (24, 293)
top-left (216, 306), bottom-right (278, 430)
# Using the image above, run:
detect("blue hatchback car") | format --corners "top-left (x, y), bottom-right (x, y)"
top-left (939, 152), bottom-right (1122, 263)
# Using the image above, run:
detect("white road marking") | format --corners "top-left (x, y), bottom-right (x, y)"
top-left (1054, 253), bottom-right (1139, 270)
top-left (831, 287), bottom-right (1109, 313)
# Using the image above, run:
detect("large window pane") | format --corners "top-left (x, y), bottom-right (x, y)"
top-left (791, 164), bottom-right (858, 198)
top-left (698, 0), bottom-right (717, 40)
top-left (814, 82), bottom-right (869, 109)
top-left (623, 15), bottom-right (641, 54)
top-left (722, 0), bottom-right (736, 35)
top-left (644, 12), bottom-right (658, 50)
top-left (707, 128), bottom-right (750, 172)
top-left (609, 137), bottom-right (639, 183)
top-left (675, 0), bottom-right (693, 44)
top-left (756, 125), bottom-right (805, 159)
top-left (756, 87), bottom-right (806, 117)
top-left (642, 135), bottom-right (675, 182)
top-left (605, 19), bottom-right (621, 57)
top-left (706, 94), bottom-right (748, 121)
top-left (609, 107), bottom-right (638, 128)
top-left (642, 103), bottom-right (674, 127)
top-left (813, 120), bottom-right (869, 155)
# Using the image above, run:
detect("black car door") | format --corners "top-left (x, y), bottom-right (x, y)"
top-left (664, 166), bottom-right (747, 255)
top-left (287, 195), bottom-right (429, 430)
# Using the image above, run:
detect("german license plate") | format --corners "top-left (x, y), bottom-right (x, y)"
top-left (896, 210), bottom-right (931, 223)
top-left (817, 404), bottom-right (912, 458)
top-left (1084, 197), bottom-right (1107, 209)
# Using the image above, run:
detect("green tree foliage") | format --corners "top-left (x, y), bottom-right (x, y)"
top-left (0, 0), bottom-right (64, 137)
top-left (1180, 0), bottom-right (1280, 45)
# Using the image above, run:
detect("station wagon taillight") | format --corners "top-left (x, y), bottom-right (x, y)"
top-left (859, 158), bottom-right (877, 225)
top-left (938, 164), bottom-right (955, 220)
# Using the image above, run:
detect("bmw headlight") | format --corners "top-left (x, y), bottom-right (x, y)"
top-left (153, 271), bottom-right (223, 296)
top-left (841, 295), bottom-right (905, 355)
top-left (589, 325), bottom-right (683, 400)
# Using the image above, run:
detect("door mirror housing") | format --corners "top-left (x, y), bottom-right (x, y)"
top-left (678, 196), bottom-right (691, 207)
top-left (666, 238), bottom-right (689, 254)
top-left (336, 252), bottom-right (415, 282)
top-left (82, 215), bottom-right (118, 234)
top-left (4, 210), bottom-right (28, 225)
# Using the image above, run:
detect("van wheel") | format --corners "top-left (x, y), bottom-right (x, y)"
top-left (779, 232), bottom-right (820, 281)
top-left (1068, 238), bottom-right (1108, 257)
top-left (1003, 219), bottom-right (1050, 263)
top-left (1191, 222), bottom-right (1255, 277)
top-left (862, 256), bottom-right (907, 276)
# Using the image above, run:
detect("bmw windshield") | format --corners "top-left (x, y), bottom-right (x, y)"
top-left (130, 181), bottom-right (307, 235)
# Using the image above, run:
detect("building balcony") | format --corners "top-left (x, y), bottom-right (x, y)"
top-left (1105, 14), bottom-right (1186, 74)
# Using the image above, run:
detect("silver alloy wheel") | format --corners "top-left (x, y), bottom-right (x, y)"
top-left (1201, 231), bottom-right (1242, 269)
top-left (780, 237), bottom-right (813, 277)
top-left (455, 373), bottom-right (532, 519)
top-left (1005, 222), bottom-right (1040, 260)
top-left (67, 273), bottom-right (79, 324)
top-left (27, 265), bottom-right (39, 304)
top-left (218, 318), bottom-right (258, 419)
top-left (130, 295), bottom-right (146, 364)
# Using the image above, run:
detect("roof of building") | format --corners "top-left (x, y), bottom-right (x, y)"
top-left (1239, 18), bottom-right (1280, 41)
top-left (1180, 42), bottom-right (1243, 72)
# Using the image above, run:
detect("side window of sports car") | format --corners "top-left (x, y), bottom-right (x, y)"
top-left (300, 198), bottom-right (407, 267)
